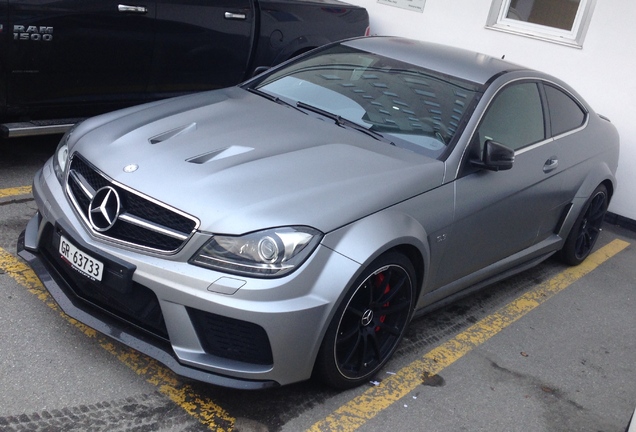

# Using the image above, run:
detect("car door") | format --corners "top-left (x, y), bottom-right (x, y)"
top-left (148, 0), bottom-right (255, 96)
top-left (6, 0), bottom-right (156, 119)
top-left (432, 81), bottom-right (568, 288)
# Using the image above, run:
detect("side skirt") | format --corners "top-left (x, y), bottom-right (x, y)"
top-left (413, 235), bottom-right (562, 319)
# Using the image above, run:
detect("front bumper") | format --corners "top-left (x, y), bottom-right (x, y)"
top-left (18, 226), bottom-right (276, 390)
top-left (19, 161), bottom-right (361, 388)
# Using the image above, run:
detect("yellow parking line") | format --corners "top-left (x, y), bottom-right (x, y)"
top-left (0, 186), bottom-right (32, 199)
top-left (0, 248), bottom-right (235, 431)
top-left (309, 239), bottom-right (630, 432)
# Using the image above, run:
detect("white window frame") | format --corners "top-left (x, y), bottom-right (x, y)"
top-left (486, 0), bottom-right (596, 48)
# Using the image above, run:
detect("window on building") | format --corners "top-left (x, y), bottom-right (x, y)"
top-left (486, 0), bottom-right (596, 48)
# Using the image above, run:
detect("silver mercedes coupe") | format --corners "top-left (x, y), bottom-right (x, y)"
top-left (19, 36), bottom-right (620, 390)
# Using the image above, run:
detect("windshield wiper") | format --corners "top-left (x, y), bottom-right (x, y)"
top-left (296, 101), bottom-right (394, 145)
top-left (246, 87), bottom-right (305, 113)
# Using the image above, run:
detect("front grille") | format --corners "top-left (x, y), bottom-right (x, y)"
top-left (67, 155), bottom-right (199, 253)
top-left (187, 307), bottom-right (274, 366)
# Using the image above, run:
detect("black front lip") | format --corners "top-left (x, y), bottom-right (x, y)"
top-left (17, 227), bottom-right (279, 391)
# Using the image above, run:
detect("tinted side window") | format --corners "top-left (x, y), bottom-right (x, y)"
top-left (545, 85), bottom-right (586, 136)
top-left (477, 82), bottom-right (545, 151)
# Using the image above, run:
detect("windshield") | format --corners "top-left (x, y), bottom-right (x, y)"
top-left (253, 45), bottom-right (480, 159)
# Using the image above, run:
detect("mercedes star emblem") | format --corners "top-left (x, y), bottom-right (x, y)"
top-left (88, 186), bottom-right (121, 232)
top-left (361, 309), bottom-right (374, 327)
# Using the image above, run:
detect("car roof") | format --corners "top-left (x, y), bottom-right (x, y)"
top-left (341, 36), bottom-right (528, 86)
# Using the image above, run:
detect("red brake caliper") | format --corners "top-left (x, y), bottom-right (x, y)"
top-left (375, 273), bottom-right (390, 332)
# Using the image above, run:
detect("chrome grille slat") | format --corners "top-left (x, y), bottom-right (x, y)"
top-left (69, 170), bottom-right (96, 200)
top-left (66, 155), bottom-right (199, 254)
top-left (118, 213), bottom-right (190, 241)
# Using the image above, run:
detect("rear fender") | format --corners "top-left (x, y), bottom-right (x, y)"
top-left (557, 161), bottom-right (616, 239)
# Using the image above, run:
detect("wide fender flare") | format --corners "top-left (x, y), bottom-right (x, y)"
top-left (321, 210), bottom-right (431, 305)
top-left (558, 160), bottom-right (616, 239)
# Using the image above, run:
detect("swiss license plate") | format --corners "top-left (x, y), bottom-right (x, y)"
top-left (59, 235), bottom-right (104, 281)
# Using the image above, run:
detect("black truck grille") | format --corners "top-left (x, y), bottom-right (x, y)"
top-left (66, 155), bottom-right (198, 253)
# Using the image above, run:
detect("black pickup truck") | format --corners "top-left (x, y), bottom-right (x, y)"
top-left (0, 0), bottom-right (368, 138)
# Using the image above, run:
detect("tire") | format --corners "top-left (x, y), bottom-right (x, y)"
top-left (315, 252), bottom-right (416, 389)
top-left (559, 184), bottom-right (609, 266)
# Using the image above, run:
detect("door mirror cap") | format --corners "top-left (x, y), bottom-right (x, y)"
top-left (471, 140), bottom-right (515, 171)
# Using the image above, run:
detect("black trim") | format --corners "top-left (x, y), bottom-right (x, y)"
top-left (188, 307), bottom-right (274, 366)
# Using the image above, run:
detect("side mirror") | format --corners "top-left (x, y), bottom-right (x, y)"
top-left (471, 140), bottom-right (515, 171)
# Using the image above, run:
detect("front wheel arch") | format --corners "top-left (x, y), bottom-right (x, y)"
top-left (314, 251), bottom-right (417, 389)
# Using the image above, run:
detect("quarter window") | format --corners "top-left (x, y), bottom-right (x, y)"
top-left (476, 82), bottom-right (545, 151)
top-left (486, 0), bottom-right (597, 48)
top-left (544, 84), bottom-right (586, 136)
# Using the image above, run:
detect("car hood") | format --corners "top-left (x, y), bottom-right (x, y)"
top-left (72, 87), bottom-right (445, 234)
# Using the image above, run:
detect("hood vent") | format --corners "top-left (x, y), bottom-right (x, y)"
top-left (186, 145), bottom-right (253, 164)
top-left (149, 122), bottom-right (197, 144)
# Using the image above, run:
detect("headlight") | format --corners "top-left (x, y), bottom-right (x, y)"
top-left (190, 227), bottom-right (323, 278)
top-left (53, 123), bottom-right (80, 183)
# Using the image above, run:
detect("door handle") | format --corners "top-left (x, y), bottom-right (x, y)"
top-left (118, 4), bottom-right (148, 14)
top-left (543, 157), bottom-right (559, 173)
top-left (225, 12), bottom-right (247, 20)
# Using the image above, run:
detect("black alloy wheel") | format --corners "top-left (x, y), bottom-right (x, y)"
top-left (560, 184), bottom-right (609, 266)
top-left (316, 252), bottom-right (415, 389)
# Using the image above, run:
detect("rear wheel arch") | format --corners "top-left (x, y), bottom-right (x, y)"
top-left (601, 178), bottom-right (614, 201)
top-left (559, 182), bottom-right (610, 265)
top-left (556, 162), bottom-right (616, 241)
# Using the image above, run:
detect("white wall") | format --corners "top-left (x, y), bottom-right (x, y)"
top-left (346, 0), bottom-right (636, 219)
